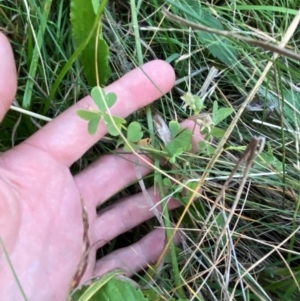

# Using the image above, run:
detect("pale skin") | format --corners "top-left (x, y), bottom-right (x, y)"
top-left (0, 32), bottom-right (203, 300)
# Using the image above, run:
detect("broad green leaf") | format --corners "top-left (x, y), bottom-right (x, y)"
top-left (127, 121), bottom-right (143, 142)
top-left (213, 107), bottom-right (233, 125)
top-left (82, 276), bottom-right (149, 301)
top-left (72, 269), bottom-right (125, 300)
top-left (169, 120), bottom-right (181, 138)
top-left (104, 115), bottom-right (126, 136)
top-left (167, 0), bottom-right (238, 66)
top-left (77, 109), bottom-right (100, 120)
top-left (91, 0), bottom-right (99, 13)
top-left (88, 115), bottom-right (101, 135)
top-left (91, 87), bottom-right (117, 112)
top-left (71, 0), bottom-right (110, 86)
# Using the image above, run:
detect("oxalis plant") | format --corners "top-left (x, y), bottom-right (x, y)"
top-left (180, 91), bottom-right (233, 156)
top-left (77, 87), bottom-right (233, 167)
top-left (76, 86), bottom-right (234, 205)
top-left (75, 84), bottom-right (233, 301)
top-left (72, 3), bottom-right (234, 300)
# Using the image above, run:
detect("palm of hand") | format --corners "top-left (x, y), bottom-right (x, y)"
top-left (0, 33), bottom-right (203, 301)
top-left (0, 32), bottom-right (181, 301)
top-left (1, 146), bottom-right (86, 300)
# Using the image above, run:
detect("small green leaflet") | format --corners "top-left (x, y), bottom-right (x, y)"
top-left (169, 120), bottom-right (181, 138)
top-left (164, 128), bottom-right (192, 162)
top-left (88, 115), bottom-right (101, 135)
top-left (91, 87), bottom-right (117, 113)
top-left (76, 110), bottom-right (101, 135)
top-left (212, 101), bottom-right (233, 125)
top-left (165, 140), bottom-right (183, 163)
top-left (127, 122), bottom-right (143, 142)
top-left (77, 109), bottom-right (99, 121)
top-left (103, 115), bottom-right (126, 136)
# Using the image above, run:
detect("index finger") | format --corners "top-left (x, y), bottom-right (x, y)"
top-left (20, 60), bottom-right (175, 166)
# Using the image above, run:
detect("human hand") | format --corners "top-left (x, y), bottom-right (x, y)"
top-left (0, 32), bottom-right (202, 301)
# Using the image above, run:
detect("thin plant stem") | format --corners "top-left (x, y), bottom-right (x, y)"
top-left (0, 238), bottom-right (28, 301)
top-left (130, 0), bottom-right (184, 297)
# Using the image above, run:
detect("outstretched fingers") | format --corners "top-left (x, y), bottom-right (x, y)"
top-left (22, 60), bottom-right (175, 166)
top-left (74, 121), bottom-right (204, 209)
top-left (93, 229), bottom-right (180, 278)
top-left (74, 152), bottom-right (153, 208)
top-left (90, 187), bottom-right (181, 248)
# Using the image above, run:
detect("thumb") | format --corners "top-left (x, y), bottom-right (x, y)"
top-left (0, 32), bottom-right (17, 122)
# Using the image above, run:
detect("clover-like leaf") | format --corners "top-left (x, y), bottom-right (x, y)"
top-left (91, 87), bottom-right (107, 112)
top-left (106, 92), bottom-right (117, 108)
top-left (207, 144), bottom-right (216, 155)
top-left (165, 140), bottom-right (183, 163)
top-left (104, 114), bottom-right (126, 136)
top-left (213, 107), bottom-right (233, 125)
top-left (165, 140), bottom-right (182, 156)
top-left (77, 109), bottom-right (99, 120)
top-left (198, 140), bottom-right (216, 155)
top-left (127, 121), bottom-right (143, 142)
top-left (91, 87), bottom-right (117, 113)
top-left (88, 115), bottom-right (101, 135)
top-left (169, 120), bottom-right (182, 138)
top-left (175, 129), bottom-right (192, 151)
top-left (163, 177), bottom-right (173, 187)
top-left (198, 141), bottom-right (207, 151)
